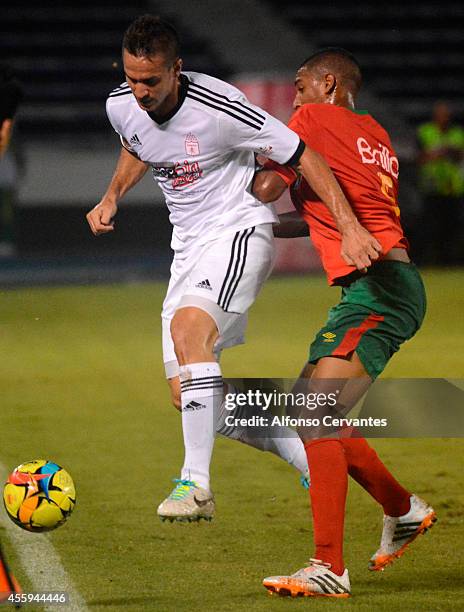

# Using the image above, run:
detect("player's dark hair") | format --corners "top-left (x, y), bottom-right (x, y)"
top-left (300, 47), bottom-right (362, 94)
top-left (123, 15), bottom-right (180, 63)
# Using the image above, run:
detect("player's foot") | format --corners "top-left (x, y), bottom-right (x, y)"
top-left (369, 494), bottom-right (437, 571)
top-left (300, 470), bottom-right (310, 490)
top-left (157, 479), bottom-right (215, 523)
top-left (263, 559), bottom-right (351, 598)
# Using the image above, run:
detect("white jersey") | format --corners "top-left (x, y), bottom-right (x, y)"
top-left (106, 71), bottom-right (303, 251)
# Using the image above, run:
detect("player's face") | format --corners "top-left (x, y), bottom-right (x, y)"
top-left (293, 67), bottom-right (328, 109)
top-left (123, 50), bottom-right (182, 114)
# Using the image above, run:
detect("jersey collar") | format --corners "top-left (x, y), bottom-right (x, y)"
top-left (147, 74), bottom-right (189, 125)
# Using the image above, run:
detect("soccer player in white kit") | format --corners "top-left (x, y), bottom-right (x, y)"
top-left (87, 15), bottom-right (381, 522)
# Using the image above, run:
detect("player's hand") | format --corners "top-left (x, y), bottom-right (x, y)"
top-left (340, 222), bottom-right (382, 272)
top-left (86, 201), bottom-right (118, 236)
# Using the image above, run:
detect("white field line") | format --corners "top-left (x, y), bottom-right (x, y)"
top-left (0, 462), bottom-right (88, 611)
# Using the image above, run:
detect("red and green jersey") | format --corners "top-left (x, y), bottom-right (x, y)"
top-left (267, 104), bottom-right (408, 285)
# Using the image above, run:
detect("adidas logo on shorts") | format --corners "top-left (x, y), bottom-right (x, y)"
top-left (195, 279), bottom-right (212, 290)
top-left (183, 400), bottom-right (207, 412)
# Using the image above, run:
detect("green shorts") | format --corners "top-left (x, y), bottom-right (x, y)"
top-left (309, 261), bottom-right (426, 379)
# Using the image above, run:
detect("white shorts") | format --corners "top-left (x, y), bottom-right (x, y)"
top-left (162, 223), bottom-right (275, 378)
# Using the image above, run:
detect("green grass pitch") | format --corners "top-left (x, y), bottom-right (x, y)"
top-left (1, 270), bottom-right (463, 611)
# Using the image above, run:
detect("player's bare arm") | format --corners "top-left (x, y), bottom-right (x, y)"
top-left (297, 147), bottom-right (382, 271)
top-left (253, 170), bottom-right (308, 237)
top-left (86, 146), bottom-right (148, 236)
top-left (254, 151), bottom-right (382, 269)
top-left (253, 167), bottom-right (287, 202)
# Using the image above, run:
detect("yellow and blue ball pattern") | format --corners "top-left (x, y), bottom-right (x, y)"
top-left (3, 459), bottom-right (76, 532)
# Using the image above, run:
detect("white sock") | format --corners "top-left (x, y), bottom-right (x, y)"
top-left (265, 436), bottom-right (308, 476)
top-left (217, 385), bottom-right (309, 476)
top-left (180, 362), bottom-right (223, 491)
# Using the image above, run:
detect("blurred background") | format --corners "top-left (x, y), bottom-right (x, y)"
top-left (1, 0), bottom-right (464, 286)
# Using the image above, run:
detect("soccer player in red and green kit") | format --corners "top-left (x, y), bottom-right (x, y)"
top-left (253, 48), bottom-right (436, 598)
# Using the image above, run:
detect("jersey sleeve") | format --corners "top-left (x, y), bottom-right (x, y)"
top-left (258, 106), bottom-right (316, 185)
top-left (263, 159), bottom-right (298, 186)
top-left (221, 99), bottom-right (305, 166)
top-left (106, 98), bottom-right (137, 154)
top-left (106, 98), bottom-right (121, 135)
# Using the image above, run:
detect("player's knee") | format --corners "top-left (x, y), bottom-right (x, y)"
top-left (171, 309), bottom-right (217, 362)
top-left (171, 319), bottom-right (201, 359)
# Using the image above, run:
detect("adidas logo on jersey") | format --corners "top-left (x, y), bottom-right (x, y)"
top-left (195, 279), bottom-right (212, 290)
top-left (129, 133), bottom-right (142, 147)
top-left (183, 400), bottom-right (206, 412)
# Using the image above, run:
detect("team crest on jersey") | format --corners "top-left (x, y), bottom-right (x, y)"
top-left (185, 133), bottom-right (200, 156)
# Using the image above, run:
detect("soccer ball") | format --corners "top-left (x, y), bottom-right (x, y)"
top-left (3, 460), bottom-right (76, 532)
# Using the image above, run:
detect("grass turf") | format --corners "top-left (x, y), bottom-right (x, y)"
top-left (0, 269), bottom-right (463, 611)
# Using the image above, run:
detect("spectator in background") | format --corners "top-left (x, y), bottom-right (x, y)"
top-left (0, 64), bottom-right (23, 257)
top-left (416, 102), bottom-right (464, 265)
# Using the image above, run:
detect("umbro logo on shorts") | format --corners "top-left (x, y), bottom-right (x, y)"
top-left (183, 400), bottom-right (207, 412)
top-left (130, 133), bottom-right (142, 147)
top-left (322, 332), bottom-right (336, 342)
top-left (195, 279), bottom-right (212, 290)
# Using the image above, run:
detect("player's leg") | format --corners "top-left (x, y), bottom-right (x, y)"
top-left (306, 353), bottom-right (424, 575)
top-left (157, 251), bottom-right (218, 521)
top-left (157, 306), bottom-right (220, 522)
top-left (314, 264), bottom-right (435, 572)
top-left (171, 305), bottom-right (222, 490)
top-left (165, 322), bottom-right (309, 480)
top-left (296, 359), bottom-right (422, 517)
top-left (263, 352), bottom-right (376, 597)
top-left (302, 354), bottom-right (369, 577)
top-left (263, 261), bottom-right (433, 595)
top-left (172, 223), bottom-right (309, 495)
top-left (158, 225), bottom-right (274, 521)
top-left (173, 307), bottom-right (310, 492)
top-left (216, 380), bottom-right (309, 482)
